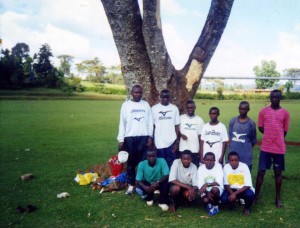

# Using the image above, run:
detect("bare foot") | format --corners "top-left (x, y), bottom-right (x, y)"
top-left (275, 199), bottom-right (283, 208)
top-left (253, 196), bottom-right (259, 205)
top-left (243, 208), bottom-right (250, 216)
top-left (169, 200), bottom-right (176, 213)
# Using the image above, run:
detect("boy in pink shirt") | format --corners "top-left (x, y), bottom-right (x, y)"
top-left (255, 89), bottom-right (290, 208)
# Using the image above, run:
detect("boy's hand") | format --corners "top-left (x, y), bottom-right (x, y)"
top-left (172, 142), bottom-right (178, 152)
top-left (187, 187), bottom-right (197, 201)
top-left (146, 137), bottom-right (152, 147)
top-left (181, 134), bottom-right (188, 140)
top-left (228, 192), bottom-right (237, 202)
top-left (118, 142), bottom-right (124, 150)
top-left (199, 185), bottom-right (206, 195)
top-left (144, 186), bottom-right (153, 194)
top-left (218, 158), bottom-right (223, 164)
top-left (206, 192), bottom-right (214, 201)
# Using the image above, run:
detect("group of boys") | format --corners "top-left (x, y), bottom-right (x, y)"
top-left (117, 85), bottom-right (290, 215)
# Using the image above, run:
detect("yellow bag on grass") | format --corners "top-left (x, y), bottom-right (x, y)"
top-left (75, 173), bottom-right (99, 185)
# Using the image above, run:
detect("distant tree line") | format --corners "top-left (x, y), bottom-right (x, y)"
top-left (0, 43), bottom-right (64, 89)
top-left (253, 60), bottom-right (300, 92)
top-left (0, 42), bottom-right (124, 90)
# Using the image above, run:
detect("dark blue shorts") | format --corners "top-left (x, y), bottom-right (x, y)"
top-left (258, 151), bottom-right (285, 171)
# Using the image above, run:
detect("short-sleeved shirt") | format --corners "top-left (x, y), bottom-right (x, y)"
top-left (228, 116), bottom-right (257, 166)
top-left (258, 106), bottom-right (290, 154)
top-left (152, 103), bottom-right (180, 149)
top-left (169, 159), bottom-right (198, 186)
top-left (197, 163), bottom-right (224, 192)
top-left (136, 158), bottom-right (170, 184)
top-left (179, 114), bottom-right (204, 153)
top-left (223, 162), bottom-right (255, 192)
top-left (201, 122), bottom-right (229, 161)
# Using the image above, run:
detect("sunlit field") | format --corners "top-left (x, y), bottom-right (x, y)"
top-left (0, 99), bottom-right (299, 227)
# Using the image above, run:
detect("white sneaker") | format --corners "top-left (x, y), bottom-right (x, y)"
top-left (125, 185), bottom-right (134, 195)
top-left (154, 190), bottom-right (160, 195)
top-left (158, 204), bottom-right (169, 211)
top-left (146, 200), bottom-right (154, 206)
top-left (239, 198), bottom-right (245, 205)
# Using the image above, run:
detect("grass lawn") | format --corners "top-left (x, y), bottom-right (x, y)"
top-left (0, 99), bottom-right (299, 227)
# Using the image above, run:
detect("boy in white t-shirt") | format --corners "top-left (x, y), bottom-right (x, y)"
top-left (197, 152), bottom-right (223, 216)
top-left (179, 100), bottom-right (204, 167)
top-left (200, 107), bottom-right (228, 165)
top-left (152, 90), bottom-right (180, 167)
top-left (169, 150), bottom-right (198, 212)
top-left (221, 151), bottom-right (255, 215)
top-left (117, 84), bottom-right (153, 195)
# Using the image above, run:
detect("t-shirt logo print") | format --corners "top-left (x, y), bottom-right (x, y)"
top-left (158, 110), bottom-right (172, 120)
top-left (205, 141), bottom-right (220, 148)
top-left (185, 123), bottom-right (195, 128)
top-left (232, 132), bottom-right (246, 143)
top-left (134, 117), bottom-right (144, 121)
top-left (159, 110), bottom-right (171, 116)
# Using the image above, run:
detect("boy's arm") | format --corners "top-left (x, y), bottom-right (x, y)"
top-left (137, 180), bottom-right (153, 194)
top-left (199, 183), bottom-right (209, 195)
top-left (258, 127), bottom-right (264, 134)
top-left (199, 140), bottom-right (204, 163)
top-left (224, 185), bottom-right (236, 202)
top-left (180, 131), bottom-right (188, 140)
top-left (117, 104), bottom-right (126, 149)
top-left (197, 134), bottom-right (201, 148)
top-left (228, 118), bottom-right (234, 143)
top-left (219, 141), bottom-right (227, 164)
top-left (151, 175), bottom-right (169, 189)
top-left (231, 186), bottom-right (250, 196)
top-left (173, 125), bottom-right (180, 152)
top-left (258, 110), bottom-right (264, 134)
top-left (284, 111), bottom-right (290, 138)
top-left (171, 180), bottom-right (195, 190)
top-left (251, 121), bottom-right (257, 146)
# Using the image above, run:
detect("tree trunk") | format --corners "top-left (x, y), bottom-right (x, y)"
top-left (101, 0), bottom-right (234, 112)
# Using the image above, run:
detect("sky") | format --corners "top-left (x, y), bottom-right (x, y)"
top-left (1, 0), bottom-right (300, 79)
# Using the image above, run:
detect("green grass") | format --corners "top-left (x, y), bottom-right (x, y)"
top-left (0, 99), bottom-right (300, 227)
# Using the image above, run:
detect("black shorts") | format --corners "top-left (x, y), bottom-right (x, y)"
top-left (258, 151), bottom-right (285, 171)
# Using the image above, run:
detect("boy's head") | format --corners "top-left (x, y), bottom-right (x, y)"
top-left (204, 152), bottom-right (215, 169)
top-left (239, 101), bottom-right (250, 117)
top-left (186, 100), bottom-right (196, 116)
top-left (131, 84), bottom-right (143, 102)
top-left (270, 89), bottom-right (282, 106)
top-left (160, 89), bottom-right (170, 106)
top-left (146, 150), bottom-right (157, 166)
top-left (181, 150), bottom-right (193, 168)
top-left (228, 151), bottom-right (240, 169)
top-left (209, 107), bottom-right (219, 122)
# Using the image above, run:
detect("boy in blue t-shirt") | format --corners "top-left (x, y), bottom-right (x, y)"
top-left (136, 150), bottom-right (170, 211)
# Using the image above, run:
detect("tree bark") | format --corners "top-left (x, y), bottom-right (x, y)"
top-left (101, 0), bottom-right (234, 112)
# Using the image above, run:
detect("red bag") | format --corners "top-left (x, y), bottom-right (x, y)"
top-left (108, 155), bottom-right (123, 177)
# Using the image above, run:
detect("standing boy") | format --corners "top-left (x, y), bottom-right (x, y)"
top-left (228, 101), bottom-right (257, 171)
top-left (117, 85), bottom-right (153, 195)
top-left (255, 89), bottom-right (290, 208)
top-left (179, 100), bottom-right (204, 167)
top-left (200, 107), bottom-right (228, 165)
top-left (221, 151), bottom-right (255, 215)
top-left (136, 150), bottom-right (170, 211)
top-left (197, 152), bottom-right (223, 216)
top-left (169, 150), bottom-right (198, 212)
top-left (152, 89), bottom-right (180, 167)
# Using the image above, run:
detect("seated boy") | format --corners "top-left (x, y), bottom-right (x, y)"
top-left (169, 150), bottom-right (198, 212)
top-left (197, 152), bottom-right (223, 216)
top-left (136, 150), bottom-right (170, 211)
top-left (221, 151), bottom-right (255, 215)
